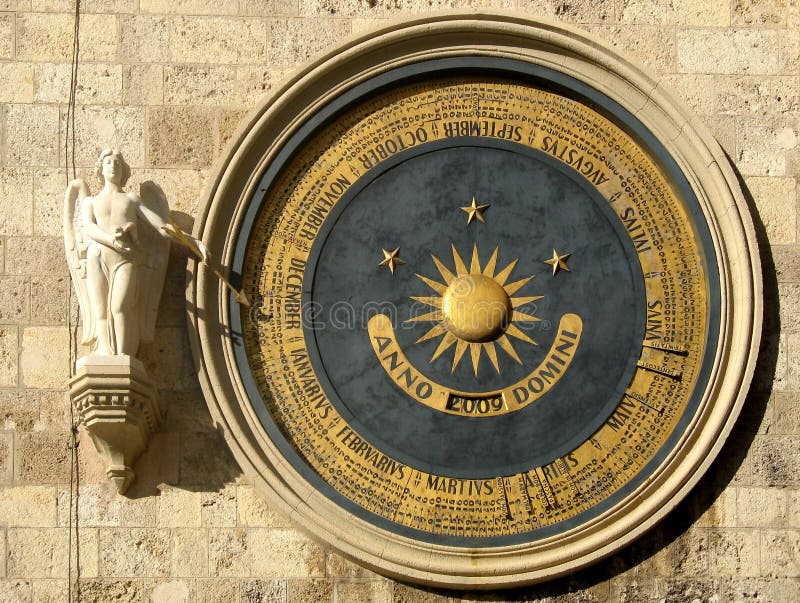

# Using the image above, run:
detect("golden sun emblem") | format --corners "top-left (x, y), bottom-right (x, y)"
top-left (407, 244), bottom-right (542, 376)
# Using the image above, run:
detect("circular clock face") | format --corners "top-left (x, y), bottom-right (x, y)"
top-left (193, 17), bottom-right (760, 587)
top-left (236, 65), bottom-right (718, 543)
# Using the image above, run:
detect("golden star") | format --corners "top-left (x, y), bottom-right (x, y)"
top-left (460, 196), bottom-right (490, 225)
top-left (378, 247), bottom-right (405, 274)
top-left (544, 249), bottom-right (571, 276)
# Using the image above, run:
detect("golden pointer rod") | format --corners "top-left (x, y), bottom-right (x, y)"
top-left (162, 219), bottom-right (251, 307)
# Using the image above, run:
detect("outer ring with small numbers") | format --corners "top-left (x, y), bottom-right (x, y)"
top-left (188, 14), bottom-right (762, 588)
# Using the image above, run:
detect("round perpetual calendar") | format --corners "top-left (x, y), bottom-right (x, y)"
top-left (190, 16), bottom-right (761, 588)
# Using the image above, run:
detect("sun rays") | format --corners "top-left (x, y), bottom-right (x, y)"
top-left (406, 244), bottom-right (542, 376)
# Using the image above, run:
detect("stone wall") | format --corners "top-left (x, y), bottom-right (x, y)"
top-left (0, 1), bottom-right (797, 601)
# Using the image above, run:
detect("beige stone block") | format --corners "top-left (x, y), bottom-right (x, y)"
top-left (0, 0), bottom-right (30, 8)
top-left (146, 580), bottom-right (192, 602)
top-left (194, 578), bottom-right (238, 602)
top-left (57, 484), bottom-right (156, 528)
top-left (241, 0), bottom-right (298, 16)
top-left (0, 431), bottom-right (13, 484)
top-left (125, 168), bottom-right (207, 220)
top-left (20, 326), bottom-right (69, 389)
top-left (169, 17), bottom-right (267, 64)
top-left (326, 552), bottom-right (382, 579)
top-left (141, 0), bottom-right (237, 14)
top-left (751, 435), bottom-right (800, 487)
top-left (788, 332), bottom-right (800, 390)
top-left (761, 530), bottom-right (800, 577)
top-left (350, 17), bottom-right (390, 35)
top-left (694, 488), bottom-right (736, 527)
top-left (0, 64), bottom-right (34, 103)
top-left (0, 168), bottom-right (33, 236)
top-left (0, 13), bottom-right (14, 60)
top-left (0, 327), bottom-right (19, 388)
top-left (30, 0), bottom-right (79, 9)
top-left (751, 332), bottom-right (786, 393)
top-left (789, 490), bottom-right (800, 528)
top-left (74, 579), bottom-right (142, 602)
top-left (722, 577), bottom-right (800, 603)
top-left (773, 244), bottom-right (800, 283)
top-left (774, 391), bottom-right (800, 434)
top-left (659, 75), bottom-right (719, 116)
top-left (288, 579), bottom-right (332, 603)
top-left (33, 168), bottom-right (70, 237)
top-left (237, 485), bottom-right (291, 528)
top-left (164, 65), bottom-right (238, 107)
top-left (7, 528), bottom-right (98, 578)
top-left (31, 579), bottom-right (67, 603)
top-left (119, 15), bottom-right (169, 64)
top-left (738, 124), bottom-right (797, 176)
top-left (208, 528), bottom-right (250, 577)
top-left (734, 0), bottom-right (800, 27)
top-left (0, 580), bottom-right (32, 601)
top-left (587, 25), bottom-right (675, 74)
top-left (201, 485), bottom-right (236, 527)
top-left (677, 29), bottom-right (782, 75)
top-left (156, 485), bottom-right (201, 528)
top-left (17, 13), bottom-right (117, 62)
top-left (99, 528), bottom-right (169, 577)
top-left (639, 528), bottom-right (708, 576)
top-left (334, 581), bottom-right (392, 603)
top-left (780, 283), bottom-right (800, 334)
top-left (299, 0), bottom-right (385, 17)
top-left (703, 116), bottom-right (737, 155)
top-left (240, 580), bottom-right (286, 602)
top-left (218, 109), bottom-right (249, 154)
top-left (247, 528), bottom-right (325, 577)
top-left (718, 76), bottom-right (800, 116)
top-left (65, 106), bottom-right (146, 168)
top-left (138, 326), bottom-right (195, 391)
top-left (0, 390), bottom-right (41, 431)
top-left (619, 0), bottom-right (730, 25)
top-left (14, 431), bottom-right (69, 484)
top-left (170, 529), bottom-right (207, 578)
top-left (82, 0), bottom-right (139, 11)
top-left (0, 277), bottom-right (30, 323)
top-left (737, 487), bottom-right (787, 528)
top-left (178, 431), bottom-right (241, 488)
top-left (0, 486), bottom-right (57, 527)
top-left (122, 65), bottom-right (164, 106)
top-left (37, 391), bottom-right (70, 432)
top-left (147, 107), bottom-right (215, 169)
top-left (515, 0), bottom-right (614, 23)
top-left (35, 63), bottom-right (122, 105)
top-left (4, 104), bottom-right (60, 167)
top-left (121, 432), bottom-right (179, 493)
top-left (746, 177), bottom-right (797, 244)
top-left (266, 18), bottom-right (351, 68)
top-left (30, 276), bottom-right (68, 326)
top-left (780, 29), bottom-right (800, 73)
top-left (708, 529), bottom-right (760, 576)
top-left (392, 583), bottom-right (455, 603)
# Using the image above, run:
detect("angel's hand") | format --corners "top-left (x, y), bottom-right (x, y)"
top-left (195, 239), bottom-right (211, 264)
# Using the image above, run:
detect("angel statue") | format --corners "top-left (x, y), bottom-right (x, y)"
top-left (64, 149), bottom-right (210, 358)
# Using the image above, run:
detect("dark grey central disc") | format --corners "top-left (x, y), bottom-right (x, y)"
top-left (305, 140), bottom-right (645, 478)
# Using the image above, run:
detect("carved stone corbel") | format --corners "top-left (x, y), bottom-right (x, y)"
top-left (69, 355), bottom-right (163, 494)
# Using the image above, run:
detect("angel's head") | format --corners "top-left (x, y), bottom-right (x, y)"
top-left (95, 149), bottom-right (131, 187)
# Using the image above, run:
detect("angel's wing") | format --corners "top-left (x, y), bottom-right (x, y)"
top-left (63, 179), bottom-right (95, 346)
top-left (137, 181), bottom-right (171, 344)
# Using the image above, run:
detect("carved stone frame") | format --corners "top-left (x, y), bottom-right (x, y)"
top-left (187, 14), bottom-right (762, 588)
